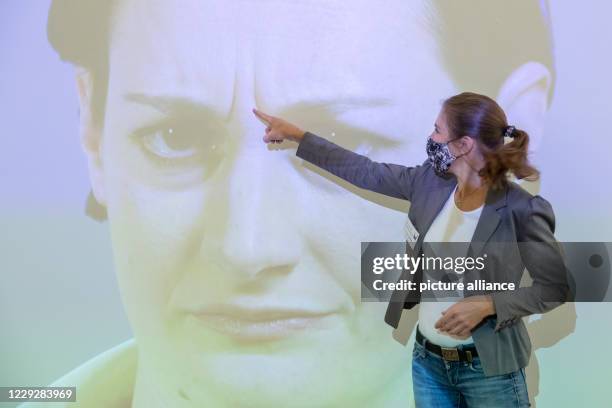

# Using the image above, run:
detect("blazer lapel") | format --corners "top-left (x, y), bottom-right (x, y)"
top-left (469, 184), bottom-right (508, 257)
top-left (415, 179), bottom-right (508, 258)
top-left (415, 179), bottom-right (457, 254)
top-left (403, 178), bottom-right (508, 306)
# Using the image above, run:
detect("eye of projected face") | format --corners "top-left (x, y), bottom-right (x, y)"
top-left (142, 126), bottom-right (200, 159)
top-left (131, 119), bottom-right (227, 176)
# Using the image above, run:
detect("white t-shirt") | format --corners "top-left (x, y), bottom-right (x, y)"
top-left (417, 184), bottom-right (483, 347)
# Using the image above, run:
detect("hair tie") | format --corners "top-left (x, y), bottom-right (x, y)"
top-left (503, 125), bottom-right (516, 138)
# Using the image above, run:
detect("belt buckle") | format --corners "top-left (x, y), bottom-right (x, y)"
top-left (440, 347), bottom-right (460, 361)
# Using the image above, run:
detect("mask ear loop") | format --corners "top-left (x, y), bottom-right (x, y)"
top-left (450, 137), bottom-right (482, 175)
top-left (447, 136), bottom-right (471, 159)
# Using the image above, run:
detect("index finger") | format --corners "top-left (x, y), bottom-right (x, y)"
top-left (252, 108), bottom-right (273, 125)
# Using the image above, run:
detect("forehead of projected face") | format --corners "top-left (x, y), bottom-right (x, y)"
top-left (105, 0), bottom-right (456, 154)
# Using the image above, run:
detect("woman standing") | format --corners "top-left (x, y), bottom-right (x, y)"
top-left (253, 92), bottom-right (571, 407)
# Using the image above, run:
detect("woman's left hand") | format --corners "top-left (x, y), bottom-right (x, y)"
top-left (434, 295), bottom-right (495, 337)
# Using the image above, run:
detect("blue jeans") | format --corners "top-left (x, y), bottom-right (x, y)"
top-left (412, 338), bottom-right (531, 407)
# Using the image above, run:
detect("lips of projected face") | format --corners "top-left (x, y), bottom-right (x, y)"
top-left (188, 303), bottom-right (343, 342)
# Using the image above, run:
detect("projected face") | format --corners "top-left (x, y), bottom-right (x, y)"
top-left (94, 0), bottom-right (466, 406)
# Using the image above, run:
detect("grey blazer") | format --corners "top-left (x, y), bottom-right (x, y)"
top-left (296, 131), bottom-right (573, 377)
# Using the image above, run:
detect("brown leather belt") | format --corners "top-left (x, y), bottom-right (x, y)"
top-left (416, 325), bottom-right (478, 362)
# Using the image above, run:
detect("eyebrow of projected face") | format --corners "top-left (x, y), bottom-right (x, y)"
top-left (123, 92), bottom-right (403, 146)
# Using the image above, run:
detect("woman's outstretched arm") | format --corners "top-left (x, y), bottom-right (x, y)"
top-left (253, 108), bottom-right (425, 201)
top-left (295, 131), bottom-right (424, 201)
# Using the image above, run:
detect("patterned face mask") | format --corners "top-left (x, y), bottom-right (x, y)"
top-left (426, 136), bottom-right (457, 175)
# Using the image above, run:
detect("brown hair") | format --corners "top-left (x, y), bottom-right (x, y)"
top-left (442, 92), bottom-right (539, 190)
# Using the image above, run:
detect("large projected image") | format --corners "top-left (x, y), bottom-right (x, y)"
top-left (2, 1), bottom-right (610, 407)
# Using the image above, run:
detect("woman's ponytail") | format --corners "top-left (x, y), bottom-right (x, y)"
top-left (479, 127), bottom-right (539, 190)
